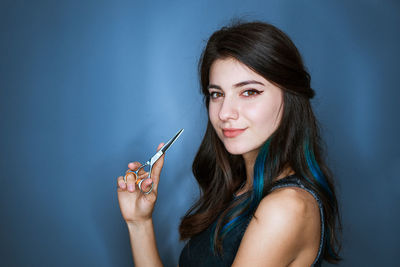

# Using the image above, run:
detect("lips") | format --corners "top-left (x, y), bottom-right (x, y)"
top-left (222, 128), bottom-right (246, 138)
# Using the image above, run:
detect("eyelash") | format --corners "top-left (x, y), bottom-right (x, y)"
top-left (209, 91), bottom-right (223, 99)
top-left (209, 89), bottom-right (262, 99)
top-left (242, 89), bottom-right (262, 97)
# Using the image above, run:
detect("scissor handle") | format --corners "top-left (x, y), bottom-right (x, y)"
top-left (124, 170), bottom-right (138, 183)
top-left (124, 163), bottom-right (153, 194)
top-left (137, 179), bottom-right (154, 195)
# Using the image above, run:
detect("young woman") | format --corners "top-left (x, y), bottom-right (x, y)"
top-left (116, 21), bottom-right (341, 266)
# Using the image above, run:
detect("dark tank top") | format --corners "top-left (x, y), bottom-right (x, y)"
top-left (179, 175), bottom-right (325, 267)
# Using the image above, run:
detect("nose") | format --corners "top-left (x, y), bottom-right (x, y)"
top-left (219, 97), bottom-right (238, 121)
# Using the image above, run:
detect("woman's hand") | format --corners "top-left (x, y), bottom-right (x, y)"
top-left (117, 143), bottom-right (165, 224)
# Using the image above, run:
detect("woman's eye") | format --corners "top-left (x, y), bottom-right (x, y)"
top-left (242, 89), bottom-right (261, 97)
top-left (209, 91), bottom-right (223, 99)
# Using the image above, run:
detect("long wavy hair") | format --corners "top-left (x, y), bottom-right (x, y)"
top-left (179, 21), bottom-right (341, 263)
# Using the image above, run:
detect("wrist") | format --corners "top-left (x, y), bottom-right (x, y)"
top-left (126, 218), bottom-right (153, 232)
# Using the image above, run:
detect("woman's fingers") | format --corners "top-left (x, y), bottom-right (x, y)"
top-left (140, 178), bottom-right (154, 193)
top-left (151, 143), bottom-right (165, 191)
top-left (122, 142), bottom-right (164, 195)
top-left (125, 173), bottom-right (136, 192)
top-left (117, 176), bottom-right (126, 191)
top-left (137, 172), bottom-right (149, 180)
top-left (128, 161), bottom-right (141, 171)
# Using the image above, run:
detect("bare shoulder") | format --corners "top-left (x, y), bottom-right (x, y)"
top-left (232, 187), bottom-right (321, 266)
top-left (255, 186), bottom-right (320, 223)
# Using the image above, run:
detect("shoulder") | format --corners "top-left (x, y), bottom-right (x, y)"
top-left (255, 186), bottom-right (320, 224)
top-left (252, 186), bottom-right (321, 251)
top-left (232, 186), bottom-right (321, 266)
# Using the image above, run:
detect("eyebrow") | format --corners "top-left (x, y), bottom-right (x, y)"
top-left (207, 80), bottom-right (265, 90)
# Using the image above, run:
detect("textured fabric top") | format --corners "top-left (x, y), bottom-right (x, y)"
top-left (179, 175), bottom-right (325, 267)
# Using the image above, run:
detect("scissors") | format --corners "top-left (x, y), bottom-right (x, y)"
top-left (124, 129), bottom-right (184, 194)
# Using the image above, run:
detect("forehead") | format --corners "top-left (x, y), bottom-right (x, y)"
top-left (209, 57), bottom-right (267, 86)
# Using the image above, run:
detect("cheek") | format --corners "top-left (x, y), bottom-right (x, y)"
top-left (244, 100), bottom-right (282, 130)
top-left (208, 104), bottom-right (219, 127)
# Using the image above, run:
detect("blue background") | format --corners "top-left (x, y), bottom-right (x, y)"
top-left (1, 0), bottom-right (399, 266)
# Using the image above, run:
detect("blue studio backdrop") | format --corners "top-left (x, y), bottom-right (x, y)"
top-left (1, 1), bottom-right (399, 266)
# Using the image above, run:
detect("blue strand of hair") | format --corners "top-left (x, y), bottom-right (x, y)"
top-left (251, 140), bottom-right (271, 209)
top-left (212, 137), bottom-right (334, 255)
top-left (212, 140), bottom-right (271, 248)
top-left (224, 139), bottom-right (270, 234)
top-left (220, 197), bottom-right (250, 236)
top-left (304, 139), bottom-right (332, 196)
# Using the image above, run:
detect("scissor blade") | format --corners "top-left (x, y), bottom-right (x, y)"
top-left (149, 129), bottom-right (184, 166)
top-left (161, 129), bottom-right (184, 154)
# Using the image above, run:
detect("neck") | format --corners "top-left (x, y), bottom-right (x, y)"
top-left (236, 150), bottom-right (294, 196)
top-left (238, 150), bottom-right (258, 195)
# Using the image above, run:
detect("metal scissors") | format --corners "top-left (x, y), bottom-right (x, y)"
top-left (124, 129), bottom-right (184, 194)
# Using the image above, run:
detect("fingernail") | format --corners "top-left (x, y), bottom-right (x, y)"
top-left (119, 182), bottom-right (126, 188)
top-left (128, 184), bottom-right (134, 191)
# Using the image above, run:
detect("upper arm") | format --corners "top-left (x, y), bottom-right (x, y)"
top-left (232, 187), bottom-right (321, 267)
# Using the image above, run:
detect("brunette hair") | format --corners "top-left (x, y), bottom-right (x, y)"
top-left (179, 21), bottom-right (341, 263)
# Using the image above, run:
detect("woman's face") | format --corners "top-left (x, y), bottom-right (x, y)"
top-left (208, 57), bottom-right (284, 158)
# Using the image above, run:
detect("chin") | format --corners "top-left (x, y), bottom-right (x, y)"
top-left (223, 144), bottom-right (250, 155)
top-left (222, 139), bottom-right (263, 158)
